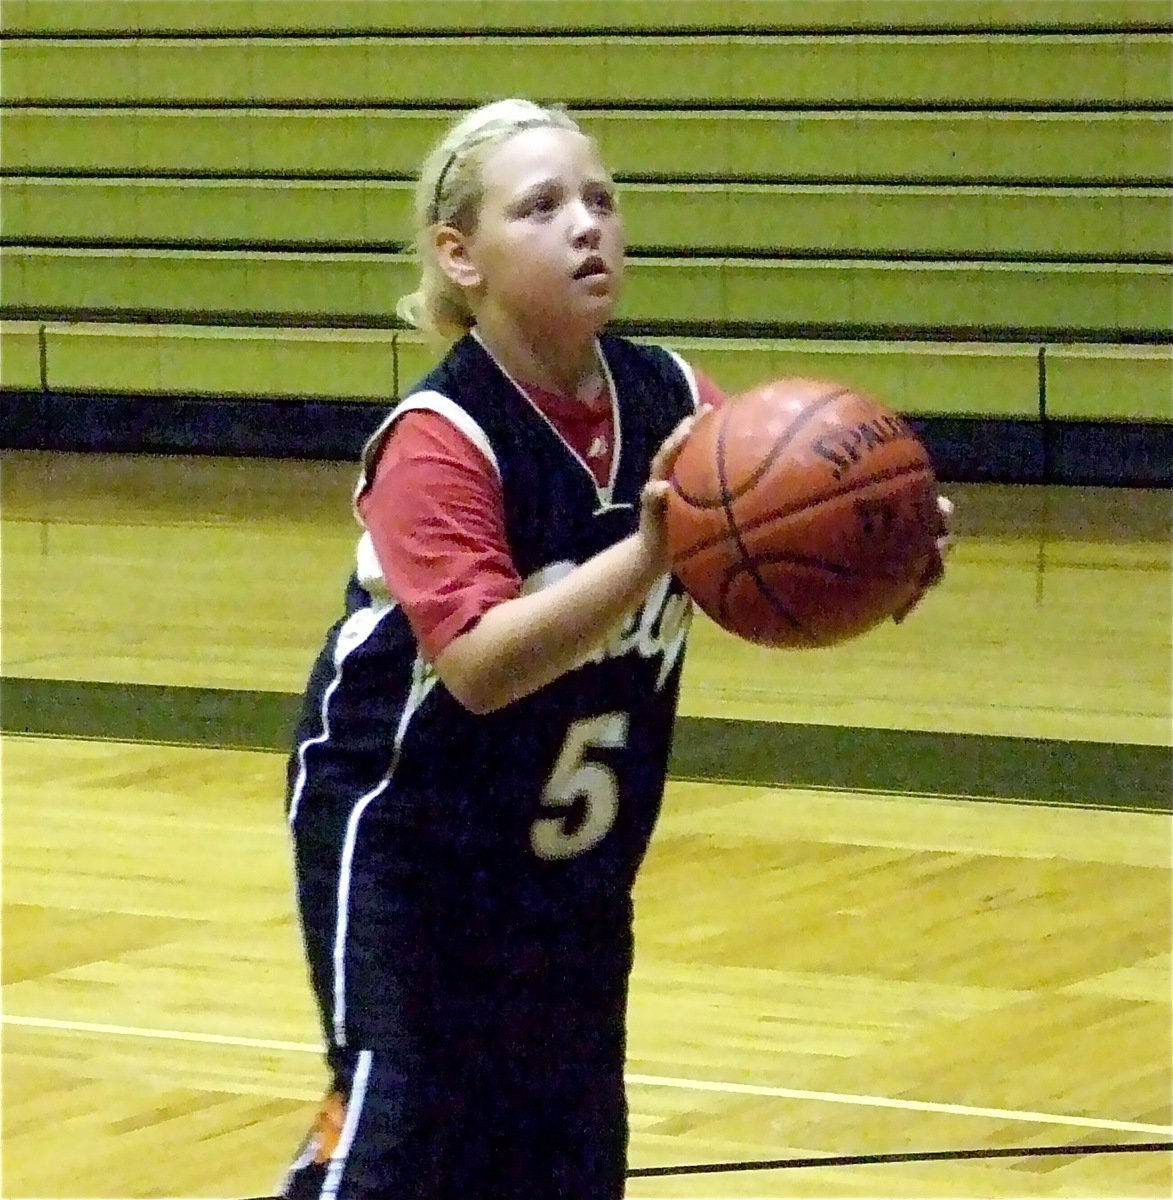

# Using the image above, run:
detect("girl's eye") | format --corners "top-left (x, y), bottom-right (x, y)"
top-left (528, 193), bottom-right (559, 216)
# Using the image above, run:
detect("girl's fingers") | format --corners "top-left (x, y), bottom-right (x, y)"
top-left (894, 494), bottom-right (955, 624)
top-left (650, 405), bottom-right (711, 481)
top-left (642, 479), bottom-right (670, 506)
top-left (935, 494), bottom-right (956, 558)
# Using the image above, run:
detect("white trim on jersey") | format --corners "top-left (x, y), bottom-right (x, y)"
top-left (593, 345), bottom-right (622, 507)
top-left (354, 530), bottom-right (389, 596)
top-left (392, 391), bottom-right (502, 477)
top-left (284, 596), bottom-right (438, 1048)
top-left (287, 602), bottom-right (397, 830)
top-left (330, 650), bottom-right (438, 1046)
top-left (663, 348), bottom-right (702, 412)
top-left (472, 327), bottom-right (621, 508)
top-left (322, 1048), bottom-right (374, 1199)
top-left (351, 390), bottom-right (503, 592)
top-left (330, 776), bottom-right (394, 1046)
top-left (354, 387), bottom-right (501, 512)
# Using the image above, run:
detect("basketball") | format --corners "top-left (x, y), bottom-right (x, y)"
top-left (665, 379), bottom-right (942, 648)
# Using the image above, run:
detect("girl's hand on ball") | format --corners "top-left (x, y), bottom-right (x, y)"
top-left (935, 494), bottom-right (956, 559)
top-left (893, 494), bottom-right (955, 623)
top-left (640, 406), bottom-right (712, 569)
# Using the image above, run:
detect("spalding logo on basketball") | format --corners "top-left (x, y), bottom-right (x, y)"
top-left (666, 378), bottom-right (942, 648)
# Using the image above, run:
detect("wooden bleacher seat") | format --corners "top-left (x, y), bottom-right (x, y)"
top-left (5, 0), bottom-right (1170, 35)
top-left (5, 177), bottom-right (1169, 264)
top-left (4, 33), bottom-right (1170, 107)
top-left (4, 245), bottom-right (1168, 341)
top-left (0, 321), bottom-right (1040, 417)
top-left (6, 108), bottom-right (1169, 185)
top-left (1045, 345), bottom-right (1173, 421)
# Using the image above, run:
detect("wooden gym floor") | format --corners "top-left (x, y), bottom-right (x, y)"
top-left (2, 449), bottom-right (1170, 1198)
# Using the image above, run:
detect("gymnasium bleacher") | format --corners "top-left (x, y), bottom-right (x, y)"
top-left (1, 0), bottom-right (1170, 482)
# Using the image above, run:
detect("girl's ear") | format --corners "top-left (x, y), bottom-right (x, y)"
top-left (434, 225), bottom-right (482, 290)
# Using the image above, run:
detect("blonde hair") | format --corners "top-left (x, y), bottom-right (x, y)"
top-left (395, 99), bottom-right (583, 341)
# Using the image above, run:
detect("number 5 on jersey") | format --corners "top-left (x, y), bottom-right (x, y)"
top-left (530, 712), bottom-right (630, 860)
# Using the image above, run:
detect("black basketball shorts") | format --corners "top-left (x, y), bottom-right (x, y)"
top-left (278, 1023), bottom-right (628, 1200)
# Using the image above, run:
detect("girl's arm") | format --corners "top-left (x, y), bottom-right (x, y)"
top-left (435, 410), bottom-right (701, 712)
top-left (359, 404), bottom-right (705, 714)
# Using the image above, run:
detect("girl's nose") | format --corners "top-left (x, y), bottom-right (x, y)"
top-left (570, 201), bottom-right (603, 246)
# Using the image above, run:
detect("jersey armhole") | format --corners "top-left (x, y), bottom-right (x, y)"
top-left (662, 350), bottom-right (702, 412)
top-left (355, 390), bottom-right (502, 511)
top-left (392, 392), bottom-right (501, 476)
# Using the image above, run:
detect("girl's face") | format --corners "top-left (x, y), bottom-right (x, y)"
top-left (453, 126), bottom-right (625, 338)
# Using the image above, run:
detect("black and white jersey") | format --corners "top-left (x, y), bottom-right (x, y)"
top-left (286, 331), bottom-right (697, 1048)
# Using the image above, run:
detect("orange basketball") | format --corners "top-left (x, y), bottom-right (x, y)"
top-left (666, 379), bottom-right (942, 648)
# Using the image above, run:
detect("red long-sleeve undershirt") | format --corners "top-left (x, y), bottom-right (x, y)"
top-left (357, 366), bottom-right (728, 660)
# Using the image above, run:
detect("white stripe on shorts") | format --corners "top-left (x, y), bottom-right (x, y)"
top-left (322, 1048), bottom-right (374, 1199)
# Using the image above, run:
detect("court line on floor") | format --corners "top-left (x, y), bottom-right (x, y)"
top-left (6, 1012), bottom-right (1170, 1138)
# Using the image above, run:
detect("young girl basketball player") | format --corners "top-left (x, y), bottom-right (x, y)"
top-left (279, 99), bottom-right (946, 1198)
top-left (278, 98), bottom-right (717, 1199)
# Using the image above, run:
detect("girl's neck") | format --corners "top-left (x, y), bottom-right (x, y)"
top-left (473, 316), bottom-right (602, 402)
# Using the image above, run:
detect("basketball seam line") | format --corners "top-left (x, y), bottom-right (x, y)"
top-left (677, 458), bottom-right (932, 563)
top-left (713, 391), bottom-right (855, 637)
top-left (673, 385), bottom-right (852, 509)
